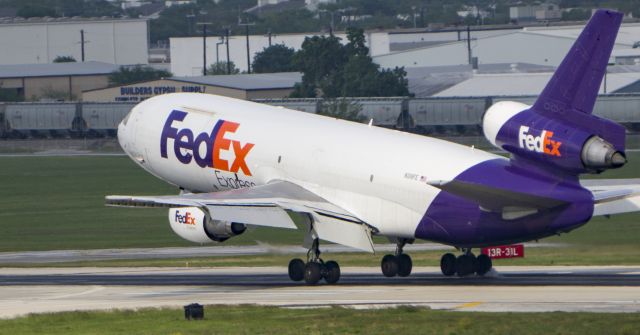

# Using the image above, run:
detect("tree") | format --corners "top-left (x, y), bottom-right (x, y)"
top-left (291, 35), bottom-right (347, 97)
top-left (252, 44), bottom-right (296, 73)
top-left (317, 98), bottom-right (365, 122)
top-left (108, 65), bottom-right (172, 86)
top-left (207, 61), bottom-right (240, 75)
top-left (53, 56), bottom-right (76, 63)
top-left (291, 27), bottom-right (409, 98)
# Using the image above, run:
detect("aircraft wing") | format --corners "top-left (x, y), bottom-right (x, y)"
top-left (581, 179), bottom-right (640, 216)
top-left (106, 181), bottom-right (375, 253)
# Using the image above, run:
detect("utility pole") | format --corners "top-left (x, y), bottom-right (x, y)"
top-left (225, 27), bottom-right (231, 74)
top-left (80, 29), bottom-right (85, 62)
top-left (266, 29), bottom-right (272, 47)
top-left (216, 36), bottom-right (224, 64)
top-left (467, 25), bottom-right (472, 65)
top-left (238, 20), bottom-right (255, 74)
top-left (196, 23), bottom-right (211, 76)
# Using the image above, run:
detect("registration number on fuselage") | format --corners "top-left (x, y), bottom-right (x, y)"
top-left (481, 244), bottom-right (524, 259)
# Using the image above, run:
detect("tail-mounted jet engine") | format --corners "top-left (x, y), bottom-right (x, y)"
top-left (483, 101), bottom-right (626, 174)
top-left (169, 207), bottom-right (246, 243)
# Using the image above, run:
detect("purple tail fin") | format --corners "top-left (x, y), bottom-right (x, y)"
top-left (533, 10), bottom-right (622, 116)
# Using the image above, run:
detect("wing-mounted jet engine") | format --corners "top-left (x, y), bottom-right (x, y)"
top-left (169, 207), bottom-right (246, 243)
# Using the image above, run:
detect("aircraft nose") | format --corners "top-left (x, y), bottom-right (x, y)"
top-left (117, 109), bottom-right (134, 154)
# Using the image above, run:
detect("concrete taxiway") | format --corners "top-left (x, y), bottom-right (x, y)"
top-left (1, 266), bottom-right (640, 318)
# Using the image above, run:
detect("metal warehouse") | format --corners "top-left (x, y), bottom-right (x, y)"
top-left (0, 17), bottom-right (149, 65)
top-left (82, 72), bottom-right (303, 102)
top-left (0, 61), bottom-right (118, 101)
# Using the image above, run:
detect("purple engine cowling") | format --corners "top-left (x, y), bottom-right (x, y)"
top-left (483, 101), bottom-right (626, 175)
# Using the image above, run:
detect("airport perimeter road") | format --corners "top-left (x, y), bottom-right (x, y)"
top-left (1, 266), bottom-right (639, 317)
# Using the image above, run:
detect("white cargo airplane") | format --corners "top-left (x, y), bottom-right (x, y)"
top-left (108, 10), bottom-right (640, 284)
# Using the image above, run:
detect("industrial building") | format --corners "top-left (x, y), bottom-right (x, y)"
top-left (170, 21), bottom-right (640, 77)
top-left (82, 72), bottom-right (302, 102)
top-left (374, 22), bottom-right (640, 69)
top-left (0, 61), bottom-right (118, 101)
top-left (0, 17), bottom-right (149, 65)
top-left (432, 69), bottom-right (640, 97)
top-left (169, 31), bottom-right (390, 75)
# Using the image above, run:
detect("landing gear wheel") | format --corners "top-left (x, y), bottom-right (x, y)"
top-left (304, 262), bottom-right (322, 285)
top-left (288, 258), bottom-right (305, 282)
top-left (381, 254), bottom-right (399, 277)
top-left (397, 254), bottom-right (412, 277)
top-left (323, 260), bottom-right (341, 284)
top-left (476, 254), bottom-right (492, 276)
top-left (440, 253), bottom-right (456, 276)
top-left (456, 254), bottom-right (475, 277)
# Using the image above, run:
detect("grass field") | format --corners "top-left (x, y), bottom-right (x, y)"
top-left (0, 154), bottom-right (639, 266)
top-left (1, 306), bottom-right (639, 335)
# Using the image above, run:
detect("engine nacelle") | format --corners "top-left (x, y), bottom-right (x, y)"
top-left (483, 101), bottom-right (626, 174)
top-left (169, 207), bottom-right (246, 243)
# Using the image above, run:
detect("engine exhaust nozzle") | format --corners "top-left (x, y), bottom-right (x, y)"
top-left (581, 136), bottom-right (626, 171)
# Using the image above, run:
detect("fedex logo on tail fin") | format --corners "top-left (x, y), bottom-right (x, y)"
top-left (160, 110), bottom-right (255, 175)
top-left (518, 126), bottom-right (562, 157)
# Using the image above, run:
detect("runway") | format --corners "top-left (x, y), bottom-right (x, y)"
top-left (0, 242), bottom-right (563, 264)
top-left (1, 266), bottom-right (640, 318)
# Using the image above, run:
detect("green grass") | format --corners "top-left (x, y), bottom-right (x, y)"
top-left (0, 156), bottom-right (304, 251)
top-left (0, 154), bottom-right (639, 266)
top-left (1, 306), bottom-right (639, 335)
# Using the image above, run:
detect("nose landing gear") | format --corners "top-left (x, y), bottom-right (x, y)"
top-left (440, 249), bottom-right (493, 277)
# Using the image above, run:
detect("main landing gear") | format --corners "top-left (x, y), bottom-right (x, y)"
top-left (380, 239), bottom-right (413, 278)
top-left (440, 249), bottom-right (493, 277)
top-left (288, 238), bottom-right (341, 285)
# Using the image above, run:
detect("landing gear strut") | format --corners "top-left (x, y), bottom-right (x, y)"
top-left (440, 248), bottom-right (492, 277)
top-left (288, 238), bottom-right (341, 285)
top-left (380, 239), bottom-right (413, 278)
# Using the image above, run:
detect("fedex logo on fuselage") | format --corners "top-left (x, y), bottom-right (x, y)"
top-left (161, 110), bottom-right (255, 176)
top-left (174, 210), bottom-right (196, 225)
top-left (518, 126), bottom-right (561, 157)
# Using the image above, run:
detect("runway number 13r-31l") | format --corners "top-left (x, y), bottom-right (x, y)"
top-left (481, 245), bottom-right (525, 259)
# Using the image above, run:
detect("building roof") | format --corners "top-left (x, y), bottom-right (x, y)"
top-left (433, 71), bottom-right (640, 97)
top-left (0, 17), bottom-right (148, 25)
top-left (172, 72), bottom-right (302, 91)
top-left (405, 63), bottom-right (556, 98)
top-left (0, 61), bottom-right (119, 79)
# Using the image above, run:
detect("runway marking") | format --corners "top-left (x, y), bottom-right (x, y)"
top-left (47, 286), bottom-right (105, 300)
top-left (455, 301), bottom-right (484, 309)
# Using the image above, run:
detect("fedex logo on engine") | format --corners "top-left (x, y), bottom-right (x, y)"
top-left (518, 126), bottom-right (562, 157)
top-left (161, 110), bottom-right (255, 176)
top-left (174, 210), bottom-right (196, 225)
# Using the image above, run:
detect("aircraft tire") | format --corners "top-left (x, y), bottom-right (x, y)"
top-left (476, 254), bottom-right (492, 276)
top-left (440, 253), bottom-right (456, 276)
top-left (381, 254), bottom-right (399, 277)
top-left (288, 258), bottom-right (305, 281)
top-left (397, 254), bottom-right (412, 277)
top-left (324, 260), bottom-right (341, 284)
top-left (456, 254), bottom-right (475, 277)
top-left (304, 262), bottom-right (322, 285)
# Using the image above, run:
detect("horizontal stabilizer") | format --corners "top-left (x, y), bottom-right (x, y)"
top-left (581, 178), bottom-right (640, 215)
top-left (428, 179), bottom-right (568, 212)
